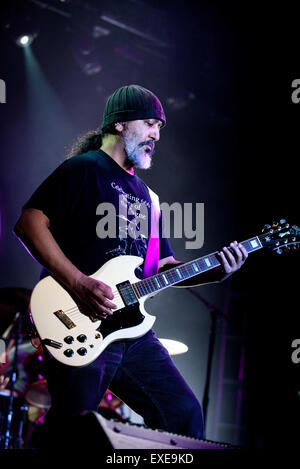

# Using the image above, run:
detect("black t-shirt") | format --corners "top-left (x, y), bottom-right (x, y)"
top-left (23, 149), bottom-right (174, 279)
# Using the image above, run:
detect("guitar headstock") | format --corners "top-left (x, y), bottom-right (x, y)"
top-left (259, 219), bottom-right (300, 254)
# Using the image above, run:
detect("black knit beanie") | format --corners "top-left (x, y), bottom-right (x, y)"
top-left (101, 84), bottom-right (166, 130)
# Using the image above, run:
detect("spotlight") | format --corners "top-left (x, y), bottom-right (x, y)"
top-left (19, 35), bottom-right (29, 45)
top-left (4, 0), bottom-right (39, 48)
top-left (16, 34), bottom-right (35, 47)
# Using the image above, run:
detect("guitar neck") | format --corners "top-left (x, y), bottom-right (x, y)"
top-left (134, 235), bottom-right (263, 299)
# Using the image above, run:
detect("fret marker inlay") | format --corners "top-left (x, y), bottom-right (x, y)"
top-left (176, 269), bottom-right (182, 279)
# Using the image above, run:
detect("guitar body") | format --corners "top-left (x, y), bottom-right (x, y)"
top-left (30, 255), bottom-right (156, 367)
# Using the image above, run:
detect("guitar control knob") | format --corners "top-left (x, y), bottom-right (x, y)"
top-left (64, 349), bottom-right (74, 357)
top-left (64, 336), bottom-right (74, 344)
top-left (77, 347), bottom-right (87, 356)
top-left (77, 334), bottom-right (87, 343)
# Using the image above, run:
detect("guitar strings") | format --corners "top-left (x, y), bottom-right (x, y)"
top-left (62, 289), bottom-right (120, 314)
top-left (61, 289), bottom-right (123, 321)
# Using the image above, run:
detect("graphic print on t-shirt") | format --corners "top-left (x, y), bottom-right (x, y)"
top-left (105, 182), bottom-right (151, 278)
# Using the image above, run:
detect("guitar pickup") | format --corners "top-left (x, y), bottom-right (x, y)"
top-left (42, 338), bottom-right (63, 349)
top-left (117, 281), bottom-right (138, 306)
top-left (54, 309), bottom-right (76, 329)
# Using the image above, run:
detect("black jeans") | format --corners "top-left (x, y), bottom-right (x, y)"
top-left (43, 330), bottom-right (204, 442)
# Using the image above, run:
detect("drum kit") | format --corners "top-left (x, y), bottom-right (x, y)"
top-left (0, 287), bottom-right (47, 449)
top-left (0, 287), bottom-right (133, 448)
top-left (0, 287), bottom-right (190, 449)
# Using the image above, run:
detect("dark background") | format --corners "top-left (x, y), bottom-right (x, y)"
top-left (0, 0), bottom-right (299, 449)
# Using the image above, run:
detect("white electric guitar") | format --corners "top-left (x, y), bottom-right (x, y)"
top-left (29, 220), bottom-right (299, 367)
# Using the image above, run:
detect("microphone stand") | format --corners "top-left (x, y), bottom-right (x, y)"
top-left (186, 288), bottom-right (230, 434)
top-left (0, 313), bottom-right (22, 449)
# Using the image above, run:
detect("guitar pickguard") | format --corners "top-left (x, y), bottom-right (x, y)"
top-left (97, 303), bottom-right (145, 339)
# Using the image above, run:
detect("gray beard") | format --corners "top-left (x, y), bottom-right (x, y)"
top-left (123, 133), bottom-right (154, 170)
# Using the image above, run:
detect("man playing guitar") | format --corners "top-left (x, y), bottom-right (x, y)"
top-left (14, 85), bottom-right (247, 447)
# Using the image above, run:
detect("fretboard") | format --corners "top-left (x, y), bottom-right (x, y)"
top-left (134, 236), bottom-right (262, 299)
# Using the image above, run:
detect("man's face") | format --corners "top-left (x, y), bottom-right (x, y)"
top-left (121, 119), bottom-right (162, 169)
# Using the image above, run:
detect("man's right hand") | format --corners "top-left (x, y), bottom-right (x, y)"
top-left (72, 274), bottom-right (117, 320)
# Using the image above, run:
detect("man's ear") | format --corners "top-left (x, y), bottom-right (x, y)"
top-left (115, 122), bottom-right (124, 132)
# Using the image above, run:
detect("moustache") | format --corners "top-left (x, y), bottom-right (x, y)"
top-left (139, 141), bottom-right (155, 152)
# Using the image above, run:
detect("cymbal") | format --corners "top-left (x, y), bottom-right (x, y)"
top-left (158, 338), bottom-right (189, 355)
top-left (24, 380), bottom-right (51, 409)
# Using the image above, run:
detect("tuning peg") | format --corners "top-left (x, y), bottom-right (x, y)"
top-left (262, 223), bottom-right (271, 233)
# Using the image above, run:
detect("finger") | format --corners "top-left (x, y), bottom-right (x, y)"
top-left (98, 307), bottom-right (113, 319)
top-left (231, 241), bottom-right (248, 265)
top-left (238, 243), bottom-right (248, 260)
top-left (222, 246), bottom-right (236, 267)
top-left (92, 286), bottom-right (117, 309)
top-left (102, 298), bottom-right (118, 310)
top-left (230, 242), bottom-right (243, 264)
top-left (92, 298), bottom-right (114, 317)
top-left (94, 292), bottom-right (117, 310)
top-left (80, 298), bottom-right (108, 321)
top-left (98, 282), bottom-right (114, 300)
top-left (219, 251), bottom-right (231, 273)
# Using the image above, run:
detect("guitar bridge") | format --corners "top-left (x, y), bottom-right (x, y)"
top-left (54, 309), bottom-right (76, 329)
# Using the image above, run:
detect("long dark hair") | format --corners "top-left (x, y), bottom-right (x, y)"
top-left (65, 124), bottom-right (117, 159)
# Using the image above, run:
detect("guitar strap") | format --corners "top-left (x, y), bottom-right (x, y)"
top-left (143, 187), bottom-right (218, 287)
top-left (144, 187), bottom-right (213, 288)
top-left (143, 186), bottom-right (161, 278)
